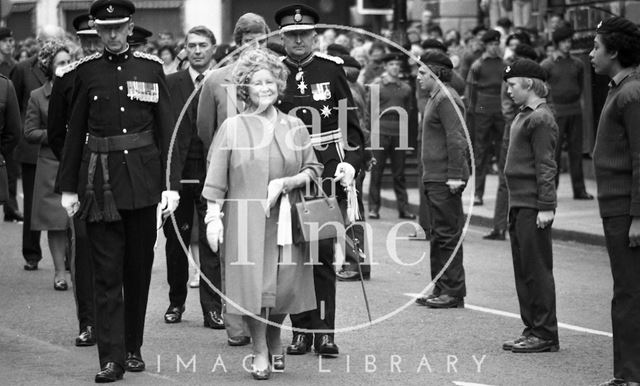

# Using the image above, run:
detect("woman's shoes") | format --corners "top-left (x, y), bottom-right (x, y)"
top-left (54, 278), bottom-right (68, 291)
top-left (251, 357), bottom-right (271, 380)
top-left (271, 352), bottom-right (285, 371)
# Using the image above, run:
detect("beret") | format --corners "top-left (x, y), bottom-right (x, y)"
top-left (339, 54), bottom-right (362, 70)
top-left (274, 4), bottom-right (319, 32)
top-left (382, 51), bottom-right (404, 63)
top-left (419, 50), bottom-right (453, 69)
top-left (552, 25), bottom-right (574, 44)
top-left (128, 26), bottom-right (152, 46)
top-left (503, 58), bottom-right (546, 81)
top-left (0, 27), bottom-right (12, 41)
top-left (421, 38), bottom-right (446, 52)
top-left (506, 32), bottom-right (531, 47)
top-left (513, 44), bottom-right (538, 61)
top-left (90, 0), bottom-right (135, 25)
top-left (481, 29), bottom-right (501, 44)
top-left (326, 43), bottom-right (349, 57)
top-left (596, 16), bottom-right (640, 36)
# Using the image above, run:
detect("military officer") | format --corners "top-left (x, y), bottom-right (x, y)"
top-left (48, 13), bottom-right (103, 349)
top-left (275, 4), bottom-right (365, 357)
top-left (58, 0), bottom-right (180, 382)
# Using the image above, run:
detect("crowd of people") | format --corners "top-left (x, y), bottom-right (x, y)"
top-left (0, 0), bottom-right (638, 384)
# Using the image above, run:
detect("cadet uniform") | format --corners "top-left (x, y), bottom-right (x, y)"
top-left (58, 0), bottom-right (180, 380)
top-left (275, 4), bottom-right (364, 355)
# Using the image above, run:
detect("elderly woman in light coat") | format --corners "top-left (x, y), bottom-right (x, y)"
top-left (202, 48), bottom-right (322, 380)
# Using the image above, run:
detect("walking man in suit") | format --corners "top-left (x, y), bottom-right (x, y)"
top-left (163, 25), bottom-right (219, 328)
top-left (197, 12), bottom-right (271, 347)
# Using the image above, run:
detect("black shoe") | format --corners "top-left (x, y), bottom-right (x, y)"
top-left (203, 310), bottom-right (225, 329)
top-left (415, 293), bottom-right (439, 306)
top-left (368, 211), bottom-right (379, 219)
top-left (228, 336), bottom-right (251, 346)
top-left (125, 351), bottom-right (145, 372)
top-left (336, 268), bottom-right (360, 281)
top-left (483, 229), bottom-right (506, 240)
top-left (164, 304), bottom-right (185, 324)
top-left (4, 211), bottom-right (24, 223)
top-left (502, 335), bottom-right (527, 350)
top-left (598, 379), bottom-right (628, 386)
top-left (286, 333), bottom-right (311, 355)
top-left (314, 334), bottom-right (339, 357)
top-left (511, 336), bottom-right (559, 353)
top-left (95, 362), bottom-right (124, 383)
top-left (54, 278), bottom-right (68, 291)
top-left (473, 196), bottom-right (483, 206)
top-left (23, 262), bottom-right (38, 271)
top-left (75, 326), bottom-right (96, 347)
top-left (423, 294), bottom-right (464, 309)
top-left (399, 211), bottom-right (416, 220)
top-left (574, 191), bottom-right (594, 200)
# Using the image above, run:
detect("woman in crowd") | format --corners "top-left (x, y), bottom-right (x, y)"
top-left (158, 44), bottom-right (178, 74)
top-left (202, 48), bottom-right (322, 380)
top-left (23, 40), bottom-right (71, 290)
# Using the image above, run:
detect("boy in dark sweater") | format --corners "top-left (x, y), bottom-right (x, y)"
top-left (414, 51), bottom-right (469, 309)
top-left (503, 59), bottom-right (560, 353)
top-left (590, 16), bottom-right (640, 386)
top-left (540, 25), bottom-right (593, 200)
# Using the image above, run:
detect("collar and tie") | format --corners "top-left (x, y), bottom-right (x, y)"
top-left (195, 73), bottom-right (204, 85)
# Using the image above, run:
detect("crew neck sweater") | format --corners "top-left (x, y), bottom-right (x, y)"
top-left (593, 71), bottom-right (640, 218)
top-left (504, 101), bottom-right (558, 210)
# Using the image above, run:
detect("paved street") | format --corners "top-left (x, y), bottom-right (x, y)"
top-left (0, 179), bottom-right (614, 385)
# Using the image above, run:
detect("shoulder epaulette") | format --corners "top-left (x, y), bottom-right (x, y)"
top-left (314, 52), bottom-right (344, 65)
top-left (56, 59), bottom-right (81, 78)
top-left (72, 52), bottom-right (103, 73)
top-left (133, 51), bottom-right (164, 65)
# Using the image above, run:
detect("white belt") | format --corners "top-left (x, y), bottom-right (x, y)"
top-left (309, 129), bottom-right (343, 147)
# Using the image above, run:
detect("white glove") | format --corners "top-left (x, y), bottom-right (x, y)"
top-left (445, 179), bottom-right (466, 194)
top-left (205, 201), bottom-right (224, 252)
top-left (334, 162), bottom-right (356, 187)
top-left (61, 192), bottom-right (79, 218)
top-left (161, 190), bottom-right (180, 217)
top-left (265, 178), bottom-right (285, 217)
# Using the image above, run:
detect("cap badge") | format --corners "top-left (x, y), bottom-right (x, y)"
top-left (107, 5), bottom-right (114, 13)
top-left (597, 21), bottom-right (602, 29)
top-left (294, 9), bottom-right (302, 23)
top-left (505, 65), bottom-right (511, 73)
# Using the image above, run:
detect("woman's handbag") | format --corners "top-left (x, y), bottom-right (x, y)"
top-left (291, 180), bottom-right (345, 244)
top-left (0, 154), bottom-right (9, 204)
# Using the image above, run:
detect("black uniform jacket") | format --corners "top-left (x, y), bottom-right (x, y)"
top-left (278, 52), bottom-right (364, 188)
top-left (58, 48), bottom-right (181, 210)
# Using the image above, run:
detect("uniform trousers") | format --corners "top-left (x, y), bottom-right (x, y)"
top-left (368, 134), bottom-right (409, 214)
top-left (472, 112), bottom-right (505, 199)
top-left (70, 216), bottom-right (95, 331)
top-left (602, 215), bottom-right (640, 382)
top-left (290, 199), bottom-right (347, 344)
top-left (508, 207), bottom-right (559, 342)
top-left (86, 205), bottom-right (156, 367)
top-left (21, 162), bottom-right (42, 264)
top-left (424, 182), bottom-right (466, 297)
top-left (554, 114), bottom-right (586, 195)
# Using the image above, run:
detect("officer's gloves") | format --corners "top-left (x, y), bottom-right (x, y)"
top-left (205, 201), bottom-right (224, 252)
top-left (61, 192), bottom-right (80, 217)
top-left (161, 190), bottom-right (180, 217)
top-left (334, 162), bottom-right (356, 187)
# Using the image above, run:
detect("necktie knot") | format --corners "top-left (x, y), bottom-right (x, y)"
top-left (195, 74), bottom-right (204, 84)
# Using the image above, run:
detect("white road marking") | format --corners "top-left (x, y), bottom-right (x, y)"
top-left (404, 293), bottom-right (613, 338)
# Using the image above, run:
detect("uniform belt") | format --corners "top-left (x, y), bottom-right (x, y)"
top-left (86, 130), bottom-right (155, 153)
top-left (309, 129), bottom-right (343, 147)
